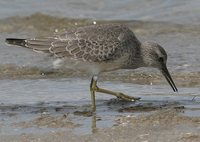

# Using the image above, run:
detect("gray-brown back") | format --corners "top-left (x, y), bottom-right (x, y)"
top-left (25, 24), bottom-right (141, 62)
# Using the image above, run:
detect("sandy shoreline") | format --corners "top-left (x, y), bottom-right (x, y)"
top-left (1, 13), bottom-right (200, 142)
top-left (1, 107), bottom-right (200, 142)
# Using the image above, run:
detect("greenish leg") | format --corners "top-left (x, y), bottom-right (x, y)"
top-left (90, 77), bottom-right (97, 111)
top-left (96, 87), bottom-right (141, 101)
top-left (90, 76), bottom-right (140, 111)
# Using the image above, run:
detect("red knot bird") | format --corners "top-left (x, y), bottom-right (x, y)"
top-left (5, 24), bottom-right (178, 111)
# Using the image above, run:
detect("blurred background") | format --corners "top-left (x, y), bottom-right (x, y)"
top-left (1, 0), bottom-right (200, 24)
top-left (0, 0), bottom-right (200, 140)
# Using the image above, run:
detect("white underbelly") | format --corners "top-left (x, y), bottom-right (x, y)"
top-left (53, 55), bottom-right (129, 75)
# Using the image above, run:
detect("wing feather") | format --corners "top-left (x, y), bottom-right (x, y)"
top-left (24, 24), bottom-right (138, 62)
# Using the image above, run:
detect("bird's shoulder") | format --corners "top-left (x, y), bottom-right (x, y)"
top-left (50, 24), bottom-right (139, 62)
top-left (58, 24), bottom-right (136, 43)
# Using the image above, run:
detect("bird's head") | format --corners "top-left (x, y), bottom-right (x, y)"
top-left (141, 42), bottom-right (178, 92)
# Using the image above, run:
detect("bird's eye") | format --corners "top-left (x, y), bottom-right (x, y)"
top-left (158, 57), bottom-right (164, 62)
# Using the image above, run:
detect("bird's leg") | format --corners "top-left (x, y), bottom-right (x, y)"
top-left (90, 76), bottom-right (98, 111)
top-left (90, 76), bottom-right (140, 111)
top-left (96, 87), bottom-right (141, 101)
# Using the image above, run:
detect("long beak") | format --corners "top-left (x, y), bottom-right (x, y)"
top-left (161, 65), bottom-right (178, 92)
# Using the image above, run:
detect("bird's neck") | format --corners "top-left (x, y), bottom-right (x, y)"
top-left (125, 43), bottom-right (144, 69)
top-left (139, 43), bottom-right (152, 68)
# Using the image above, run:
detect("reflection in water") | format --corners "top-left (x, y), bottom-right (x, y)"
top-left (72, 97), bottom-right (195, 134)
top-left (0, 0), bottom-right (200, 139)
top-left (0, 8), bottom-right (200, 137)
top-left (0, 95), bottom-right (200, 135)
top-left (91, 114), bottom-right (97, 133)
top-left (0, 77), bottom-right (199, 135)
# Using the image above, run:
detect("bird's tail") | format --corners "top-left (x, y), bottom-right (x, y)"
top-left (5, 38), bottom-right (27, 47)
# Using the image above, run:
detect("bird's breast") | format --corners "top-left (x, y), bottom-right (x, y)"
top-left (53, 54), bottom-right (129, 75)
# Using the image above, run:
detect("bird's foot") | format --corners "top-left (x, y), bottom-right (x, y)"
top-left (116, 92), bottom-right (141, 101)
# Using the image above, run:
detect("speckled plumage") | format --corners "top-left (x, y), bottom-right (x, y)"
top-left (5, 23), bottom-right (178, 93)
top-left (25, 24), bottom-right (141, 66)
top-left (5, 23), bottom-right (178, 111)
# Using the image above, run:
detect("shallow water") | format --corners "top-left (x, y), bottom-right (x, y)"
top-left (0, 0), bottom-right (200, 138)
top-left (1, 0), bottom-right (200, 24)
top-left (0, 78), bottom-right (200, 135)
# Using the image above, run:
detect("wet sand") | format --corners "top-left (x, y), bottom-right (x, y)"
top-left (0, 89), bottom-right (200, 142)
top-left (1, 108), bottom-right (200, 142)
top-left (1, 14), bottom-right (200, 142)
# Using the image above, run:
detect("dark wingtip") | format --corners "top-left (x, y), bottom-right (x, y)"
top-left (5, 38), bottom-right (26, 47)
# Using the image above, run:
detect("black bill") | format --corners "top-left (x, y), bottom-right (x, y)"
top-left (161, 65), bottom-right (178, 92)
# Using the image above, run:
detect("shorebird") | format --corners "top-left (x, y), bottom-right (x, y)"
top-left (5, 24), bottom-right (178, 111)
